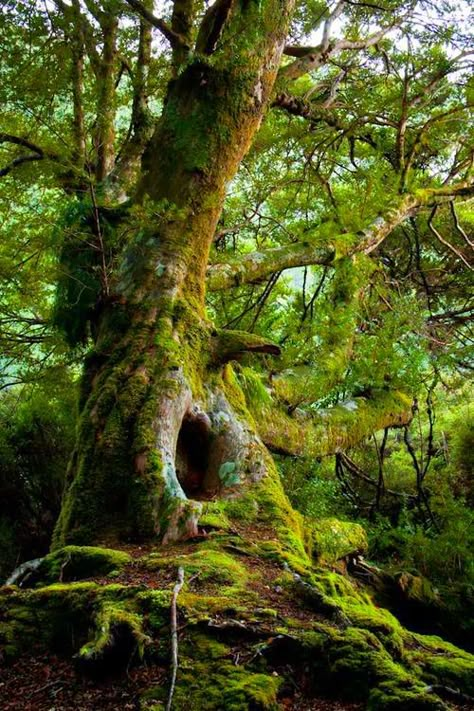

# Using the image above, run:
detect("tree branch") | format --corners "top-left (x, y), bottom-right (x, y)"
top-left (207, 243), bottom-right (335, 291)
top-left (427, 205), bottom-right (473, 271)
top-left (0, 134), bottom-right (61, 178)
top-left (0, 154), bottom-right (45, 178)
top-left (207, 182), bottom-right (474, 291)
top-left (124, 0), bottom-right (188, 50)
top-left (253, 390), bottom-right (413, 458)
top-left (0, 133), bottom-right (48, 155)
top-left (281, 24), bottom-right (395, 81)
top-left (211, 329), bottom-right (281, 365)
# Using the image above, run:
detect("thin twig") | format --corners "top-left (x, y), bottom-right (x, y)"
top-left (166, 566), bottom-right (185, 711)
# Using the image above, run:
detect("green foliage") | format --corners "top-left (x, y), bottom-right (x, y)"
top-left (449, 405), bottom-right (474, 503)
top-left (53, 199), bottom-right (124, 347)
top-left (0, 374), bottom-right (76, 580)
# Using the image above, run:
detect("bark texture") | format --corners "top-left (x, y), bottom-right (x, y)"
top-left (54, 0), bottom-right (295, 547)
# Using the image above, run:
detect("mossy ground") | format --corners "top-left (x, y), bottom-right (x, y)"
top-left (2, 481), bottom-right (474, 711)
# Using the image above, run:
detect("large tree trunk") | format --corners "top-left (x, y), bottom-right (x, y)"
top-left (54, 0), bottom-right (294, 547)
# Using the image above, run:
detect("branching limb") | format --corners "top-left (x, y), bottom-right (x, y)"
top-left (450, 200), bottom-right (474, 249)
top-left (428, 206), bottom-right (473, 271)
top-left (208, 182), bottom-right (474, 291)
top-left (0, 133), bottom-right (62, 178)
top-left (124, 0), bottom-right (188, 50)
top-left (281, 24), bottom-right (396, 81)
top-left (254, 390), bottom-right (413, 458)
top-left (0, 154), bottom-right (46, 178)
top-left (207, 243), bottom-right (334, 291)
top-left (170, 0), bottom-right (194, 69)
top-left (112, 5), bottom-right (155, 192)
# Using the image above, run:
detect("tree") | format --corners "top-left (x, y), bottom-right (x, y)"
top-left (1, 2), bottom-right (474, 707)
top-left (1, 0), bottom-right (471, 546)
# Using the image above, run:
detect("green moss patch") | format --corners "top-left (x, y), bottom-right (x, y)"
top-left (308, 518), bottom-right (368, 564)
top-left (142, 634), bottom-right (280, 710)
top-left (37, 546), bottom-right (131, 584)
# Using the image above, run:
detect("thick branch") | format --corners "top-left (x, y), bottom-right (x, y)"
top-left (211, 329), bottom-right (281, 365)
top-left (207, 244), bottom-right (334, 291)
top-left (357, 183), bottom-right (474, 256)
top-left (0, 133), bottom-right (48, 155)
top-left (0, 155), bottom-right (45, 177)
top-left (171, 0), bottom-right (194, 69)
top-left (94, 9), bottom-right (119, 184)
top-left (70, 0), bottom-right (86, 167)
top-left (272, 92), bottom-right (380, 153)
top-left (207, 182), bottom-right (474, 291)
top-left (112, 7), bottom-right (155, 193)
top-left (124, 0), bottom-right (187, 49)
top-left (281, 25), bottom-right (393, 81)
top-left (0, 134), bottom-right (61, 178)
top-left (255, 391), bottom-right (413, 458)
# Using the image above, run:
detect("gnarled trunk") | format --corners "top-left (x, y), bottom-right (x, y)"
top-left (54, 0), bottom-right (294, 546)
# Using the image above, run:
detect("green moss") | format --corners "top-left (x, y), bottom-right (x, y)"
top-left (407, 633), bottom-right (474, 695)
top-left (0, 581), bottom-right (98, 658)
top-left (199, 502), bottom-right (233, 531)
top-left (308, 517), bottom-right (368, 564)
top-left (368, 683), bottom-right (447, 710)
top-left (78, 599), bottom-right (149, 664)
top-left (143, 547), bottom-right (249, 593)
top-left (38, 546), bottom-right (131, 583)
top-left (142, 633), bottom-right (280, 710)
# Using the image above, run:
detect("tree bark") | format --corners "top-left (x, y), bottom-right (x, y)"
top-left (54, 0), bottom-right (295, 547)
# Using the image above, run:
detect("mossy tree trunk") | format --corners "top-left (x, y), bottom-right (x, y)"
top-left (54, 0), bottom-right (295, 547)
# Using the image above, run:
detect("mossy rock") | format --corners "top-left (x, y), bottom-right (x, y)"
top-left (368, 683), bottom-right (448, 710)
top-left (37, 546), bottom-right (131, 584)
top-left (308, 518), bottom-right (368, 564)
top-left (142, 546), bottom-right (249, 590)
top-left (394, 572), bottom-right (438, 605)
top-left (409, 634), bottom-right (474, 696)
top-left (0, 581), bottom-right (98, 658)
top-left (199, 502), bottom-right (232, 531)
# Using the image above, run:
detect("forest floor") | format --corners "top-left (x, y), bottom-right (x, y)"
top-left (2, 524), bottom-right (474, 710)
top-left (0, 651), bottom-right (367, 711)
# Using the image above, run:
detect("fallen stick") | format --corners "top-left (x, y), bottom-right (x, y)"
top-left (166, 566), bottom-right (185, 711)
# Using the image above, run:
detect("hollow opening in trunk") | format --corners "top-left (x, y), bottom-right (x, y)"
top-left (175, 412), bottom-right (217, 500)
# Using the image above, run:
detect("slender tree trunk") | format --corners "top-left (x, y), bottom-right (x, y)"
top-left (54, 0), bottom-right (294, 546)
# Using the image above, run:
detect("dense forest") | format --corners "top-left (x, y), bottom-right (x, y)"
top-left (0, 0), bottom-right (473, 708)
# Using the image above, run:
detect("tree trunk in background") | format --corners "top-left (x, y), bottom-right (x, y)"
top-left (54, 0), bottom-right (295, 546)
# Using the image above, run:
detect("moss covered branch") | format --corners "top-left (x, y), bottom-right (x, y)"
top-left (250, 390), bottom-right (413, 458)
top-left (211, 329), bottom-right (281, 365)
top-left (208, 182), bottom-right (474, 291)
top-left (207, 244), bottom-right (335, 291)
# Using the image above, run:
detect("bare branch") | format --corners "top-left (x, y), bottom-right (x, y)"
top-left (281, 23), bottom-right (396, 81)
top-left (450, 200), bottom-right (474, 249)
top-left (0, 155), bottom-right (45, 178)
top-left (428, 206), bottom-right (473, 271)
top-left (124, 0), bottom-right (188, 50)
